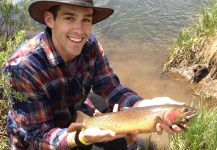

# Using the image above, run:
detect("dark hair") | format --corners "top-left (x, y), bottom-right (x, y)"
top-left (48, 5), bottom-right (61, 21)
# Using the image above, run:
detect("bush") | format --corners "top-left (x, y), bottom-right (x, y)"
top-left (0, 0), bottom-right (38, 149)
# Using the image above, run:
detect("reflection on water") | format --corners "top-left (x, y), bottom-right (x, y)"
top-left (92, 0), bottom-right (209, 145)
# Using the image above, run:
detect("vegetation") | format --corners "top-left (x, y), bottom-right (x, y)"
top-left (169, 106), bottom-right (217, 150)
top-left (163, 0), bottom-right (217, 149)
top-left (0, 0), bottom-right (38, 149)
top-left (164, 0), bottom-right (217, 77)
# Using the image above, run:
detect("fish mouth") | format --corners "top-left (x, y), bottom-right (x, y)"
top-left (181, 110), bottom-right (198, 124)
top-left (176, 108), bottom-right (198, 124)
top-left (186, 112), bottom-right (198, 121)
top-left (175, 111), bottom-right (198, 131)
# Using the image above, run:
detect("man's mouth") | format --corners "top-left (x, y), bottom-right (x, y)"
top-left (69, 37), bottom-right (83, 43)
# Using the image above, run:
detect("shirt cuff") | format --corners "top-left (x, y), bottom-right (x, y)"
top-left (57, 131), bottom-right (72, 150)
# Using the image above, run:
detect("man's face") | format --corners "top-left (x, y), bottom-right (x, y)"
top-left (45, 5), bottom-right (93, 62)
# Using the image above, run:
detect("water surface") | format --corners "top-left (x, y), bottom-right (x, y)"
top-left (92, 0), bottom-right (209, 101)
top-left (92, 0), bottom-right (210, 145)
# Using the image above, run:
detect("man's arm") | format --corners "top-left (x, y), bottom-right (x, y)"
top-left (4, 64), bottom-right (73, 150)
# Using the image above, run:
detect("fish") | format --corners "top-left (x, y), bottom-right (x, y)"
top-left (68, 104), bottom-right (198, 134)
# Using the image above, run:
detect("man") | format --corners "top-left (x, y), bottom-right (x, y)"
top-left (3, 0), bottom-right (186, 149)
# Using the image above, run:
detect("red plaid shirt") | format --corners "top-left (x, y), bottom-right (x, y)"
top-left (3, 27), bottom-right (143, 150)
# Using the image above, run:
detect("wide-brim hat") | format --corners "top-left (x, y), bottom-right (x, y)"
top-left (29, 0), bottom-right (114, 25)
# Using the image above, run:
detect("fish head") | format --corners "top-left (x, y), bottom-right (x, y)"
top-left (163, 105), bottom-right (198, 127)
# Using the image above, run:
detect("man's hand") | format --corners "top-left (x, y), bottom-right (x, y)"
top-left (156, 122), bottom-right (188, 135)
top-left (82, 104), bottom-right (127, 144)
top-left (133, 97), bottom-right (188, 135)
top-left (80, 127), bottom-right (127, 144)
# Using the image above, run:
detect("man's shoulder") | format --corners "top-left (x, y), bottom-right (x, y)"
top-left (88, 33), bottom-right (98, 45)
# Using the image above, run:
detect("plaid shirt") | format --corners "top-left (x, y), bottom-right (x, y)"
top-left (3, 27), bottom-right (143, 150)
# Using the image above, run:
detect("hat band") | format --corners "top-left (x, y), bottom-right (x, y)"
top-left (68, 1), bottom-right (93, 7)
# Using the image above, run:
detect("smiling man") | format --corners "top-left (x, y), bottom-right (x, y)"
top-left (3, 0), bottom-right (187, 150)
top-left (45, 5), bottom-right (93, 61)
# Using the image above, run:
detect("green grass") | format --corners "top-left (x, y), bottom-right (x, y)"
top-left (169, 106), bottom-right (217, 150)
top-left (163, 1), bottom-right (217, 148)
top-left (164, 0), bottom-right (217, 71)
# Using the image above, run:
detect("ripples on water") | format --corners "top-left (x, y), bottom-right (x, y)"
top-left (92, 1), bottom-right (211, 144)
top-left (94, 0), bottom-right (209, 50)
top-left (92, 0), bottom-right (211, 101)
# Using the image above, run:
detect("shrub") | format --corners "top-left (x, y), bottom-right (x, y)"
top-left (0, 0), bottom-right (38, 149)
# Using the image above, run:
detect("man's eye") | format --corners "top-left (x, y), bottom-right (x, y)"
top-left (66, 17), bottom-right (74, 21)
top-left (83, 18), bottom-right (92, 23)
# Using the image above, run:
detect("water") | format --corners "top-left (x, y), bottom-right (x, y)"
top-left (12, 0), bottom-right (211, 147)
top-left (91, 0), bottom-right (210, 146)
top-left (91, 0), bottom-right (210, 100)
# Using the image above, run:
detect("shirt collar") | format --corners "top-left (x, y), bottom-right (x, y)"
top-left (42, 27), bottom-right (65, 67)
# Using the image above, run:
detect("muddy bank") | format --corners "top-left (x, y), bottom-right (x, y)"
top-left (164, 35), bottom-right (217, 108)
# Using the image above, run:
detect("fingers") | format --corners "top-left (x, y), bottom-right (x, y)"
top-left (172, 125), bottom-right (186, 133)
top-left (156, 123), bottom-right (163, 135)
top-left (129, 131), bottom-right (139, 141)
top-left (156, 123), bottom-right (188, 135)
top-left (94, 104), bottom-right (119, 117)
top-left (82, 128), bottom-right (127, 143)
top-left (125, 131), bottom-right (138, 145)
top-left (93, 109), bottom-right (102, 117)
top-left (113, 104), bottom-right (119, 112)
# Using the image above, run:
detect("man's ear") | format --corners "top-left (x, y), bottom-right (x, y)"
top-left (44, 11), bottom-right (54, 28)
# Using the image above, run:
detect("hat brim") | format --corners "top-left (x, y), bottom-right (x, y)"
top-left (29, 1), bottom-right (114, 25)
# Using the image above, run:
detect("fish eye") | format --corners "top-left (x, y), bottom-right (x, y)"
top-left (183, 107), bottom-right (189, 112)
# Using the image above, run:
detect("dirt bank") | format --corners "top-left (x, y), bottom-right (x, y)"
top-left (164, 35), bottom-right (217, 108)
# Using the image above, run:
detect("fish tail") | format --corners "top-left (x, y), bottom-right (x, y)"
top-left (68, 122), bottom-right (83, 132)
top-left (67, 111), bottom-right (90, 133)
top-left (76, 110), bottom-right (89, 122)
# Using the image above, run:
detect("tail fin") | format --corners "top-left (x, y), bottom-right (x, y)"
top-left (68, 122), bottom-right (83, 132)
top-left (76, 110), bottom-right (89, 122)
top-left (67, 111), bottom-right (90, 133)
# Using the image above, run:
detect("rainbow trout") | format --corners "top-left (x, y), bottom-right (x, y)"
top-left (68, 104), bottom-right (198, 133)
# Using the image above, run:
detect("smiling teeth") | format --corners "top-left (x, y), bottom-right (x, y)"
top-left (69, 37), bottom-right (82, 43)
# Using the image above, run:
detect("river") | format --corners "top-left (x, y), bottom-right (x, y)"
top-left (92, 0), bottom-right (211, 147)
top-left (91, 0), bottom-right (210, 103)
top-left (13, 0), bottom-right (211, 147)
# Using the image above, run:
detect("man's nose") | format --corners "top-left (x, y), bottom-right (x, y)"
top-left (73, 21), bottom-right (83, 34)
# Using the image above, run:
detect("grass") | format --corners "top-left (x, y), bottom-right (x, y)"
top-left (164, 0), bottom-right (217, 71)
top-left (163, 1), bottom-right (217, 148)
top-left (169, 106), bottom-right (217, 150)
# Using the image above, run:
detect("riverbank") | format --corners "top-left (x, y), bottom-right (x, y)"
top-left (163, 0), bottom-right (217, 108)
